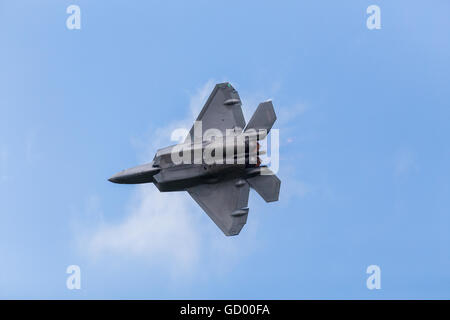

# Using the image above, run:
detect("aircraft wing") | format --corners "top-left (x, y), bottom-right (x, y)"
top-left (187, 178), bottom-right (250, 236)
top-left (186, 83), bottom-right (246, 143)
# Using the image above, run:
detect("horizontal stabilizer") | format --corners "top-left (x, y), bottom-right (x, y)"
top-left (246, 170), bottom-right (281, 202)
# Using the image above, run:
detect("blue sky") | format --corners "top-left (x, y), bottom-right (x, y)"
top-left (1, 1), bottom-right (450, 299)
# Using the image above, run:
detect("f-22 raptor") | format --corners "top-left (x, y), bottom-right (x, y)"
top-left (109, 83), bottom-right (281, 236)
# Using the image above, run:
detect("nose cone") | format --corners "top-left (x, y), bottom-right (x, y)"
top-left (108, 172), bottom-right (126, 184)
top-left (108, 162), bottom-right (160, 184)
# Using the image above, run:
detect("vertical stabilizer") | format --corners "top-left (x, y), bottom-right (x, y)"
top-left (244, 101), bottom-right (277, 134)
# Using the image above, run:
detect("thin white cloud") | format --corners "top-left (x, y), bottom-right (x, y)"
top-left (283, 178), bottom-right (312, 200)
top-left (0, 146), bottom-right (8, 182)
top-left (277, 102), bottom-right (308, 126)
top-left (88, 186), bottom-right (201, 272)
top-left (25, 130), bottom-right (41, 164)
top-left (188, 80), bottom-right (216, 122)
top-left (394, 148), bottom-right (419, 177)
top-left (130, 80), bottom-right (217, 162)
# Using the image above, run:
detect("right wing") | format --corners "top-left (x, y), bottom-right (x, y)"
top-left (185, 83), bottom-right (246, 143)
top-left (187, 178), bottom-right (250, 236)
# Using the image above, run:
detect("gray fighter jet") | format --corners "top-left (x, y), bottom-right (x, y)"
top-left (109, 83), bottom-right (280, 236)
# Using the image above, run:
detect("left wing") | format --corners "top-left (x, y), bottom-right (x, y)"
top-left (187, 178), bottom-right (250, 236)
top-left (185, 83), bottom-right (246, 143)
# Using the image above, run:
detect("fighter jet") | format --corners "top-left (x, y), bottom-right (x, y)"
top-left (109, 83), bottom-right (280, 236)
